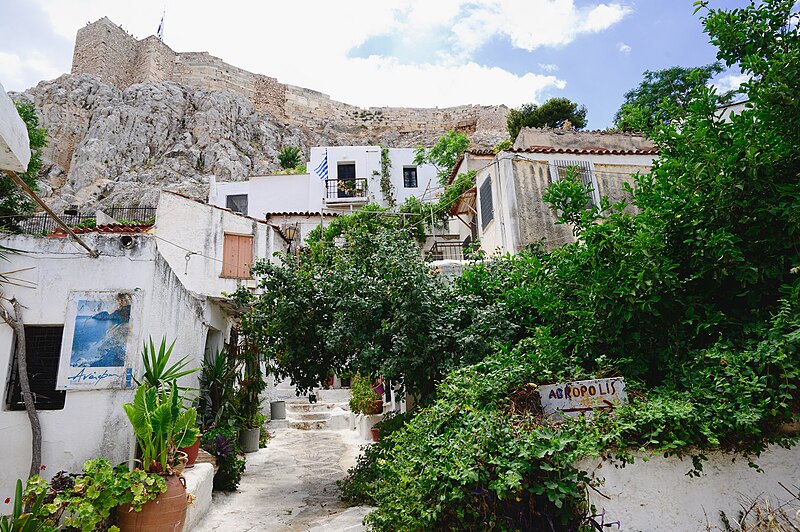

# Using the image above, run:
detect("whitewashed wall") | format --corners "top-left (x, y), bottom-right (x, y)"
top-left (580, 444), bottom-right (800, 531)
top-left (209, 147), bottom-right (440, 221)
top-left (0, 233), bottom-right (208, 501)
top-left (154, 191), bottom-right (287, 298)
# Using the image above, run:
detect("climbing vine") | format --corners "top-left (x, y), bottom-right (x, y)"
top-left (379, 146), bottom-right (394, 207)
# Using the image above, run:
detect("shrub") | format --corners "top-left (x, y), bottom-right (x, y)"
top-left (278, 146), bottom-right (301, 170)
top-left (348, 375), bottom-right (379, 414)
top-left (201, 427), bottom-right (246, 492)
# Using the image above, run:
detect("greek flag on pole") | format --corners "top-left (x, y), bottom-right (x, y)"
top-left (314, 149), bottom-right (329, 180)
top-left (157, 15), bottom-right (164, 41)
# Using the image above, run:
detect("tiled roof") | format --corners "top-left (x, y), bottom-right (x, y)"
top-left (264, 211), bottom-right (341, 218)
top-left (511, 146), bottom-right (660, 155)
top-left (51, 223), bottom-right (153, 236)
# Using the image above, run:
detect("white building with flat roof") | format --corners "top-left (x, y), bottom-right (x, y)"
top-left (209, 146), bottom-right (440, 221)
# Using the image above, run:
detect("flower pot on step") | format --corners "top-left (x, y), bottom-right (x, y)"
top-left (178, 435), bottom-right (202, 468)
top-left (370, 427), bottom-right (380, 442)
top-left (116, 473), bottom-right (187, 531)
top-left (366, 399), bottom-right (383, 415)
top-left (239, 427), bottom-right (261, 453)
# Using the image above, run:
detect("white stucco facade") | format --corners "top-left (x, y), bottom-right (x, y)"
top-left (208, 146), bottom-right (440, 222)
top-left (0, 233), bottom-right (207, 500)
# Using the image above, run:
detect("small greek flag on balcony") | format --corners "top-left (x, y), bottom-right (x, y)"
top-left (157, 15), bottom-right (164, 41)
top-left (314, 149), bottom-right (329, 180)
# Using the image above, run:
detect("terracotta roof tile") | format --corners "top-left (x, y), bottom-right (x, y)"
top-left (510, 146), bottom-right (660, 155)
top-left (50, 223), bottom-right (154, 237)
top-left (264, 211), bottom-right (341, 218)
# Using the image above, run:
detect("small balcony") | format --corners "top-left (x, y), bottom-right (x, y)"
top-left (325, 178), bottom-right (368, 206)
top-left (425, 240), bottom-right (466, 261)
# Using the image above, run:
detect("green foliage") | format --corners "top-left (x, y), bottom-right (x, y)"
top-left (233, 342), bottom-right (267, 429)
top-left (1, 479), bottom-right (52, 532)
top-left (123, 383), bottom-right (200, 473)
top-left (277, 146), bottom-right (302, 170)
top-left (414, 130), bottom-right (470, 186)
top-left (613, 62), bottom-right (725, 132)
top-left (340, 1), bottom-right (800, 528)
top-left (0, 101), bottom-right (47, 231)
top-left (506, 97), bottom-right (588, 140)
top-left (199, 349), bottom-right (238, 429)
top-left (378, 146), bottom-right (394, 206)
top-left (135, 337), bottom-right (198, 390)
top-left (348, 375), bottom-right (380, 414)
top-left (492, 139), bottom-right (513, 153)
top-left (201, 427), bottom-right (246, 492)
top-left (19, 459), bottom-right (166, 532)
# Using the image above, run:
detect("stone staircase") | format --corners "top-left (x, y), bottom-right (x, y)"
top-left (271, 387), bottom-right (352, 431)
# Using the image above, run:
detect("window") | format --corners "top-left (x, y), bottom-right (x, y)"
top-left (226, 194), bottom-right (248, 215)
top-left (221, 233), bottom-right (254, 278)
top-left (480, 176), bottom-right (494, 229)
top-left (548, 160), bottom-right (600, 208)
top-left (5, 326), bottom-right (66, 411)
top-left (403, 167), bottom-right (418, 188)
top-left (337, 163), bottom-right (356, 198)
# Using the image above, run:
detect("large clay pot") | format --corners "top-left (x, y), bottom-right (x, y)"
top-left (178, 435), bottom-right (202, 468)
top-left (116, 474), bottom-right (187, 531)
top-left (366, 399), bottom-right (383, 415)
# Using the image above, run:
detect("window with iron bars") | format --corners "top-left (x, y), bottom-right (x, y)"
top-left (548, 160), bottom-right (601, 208)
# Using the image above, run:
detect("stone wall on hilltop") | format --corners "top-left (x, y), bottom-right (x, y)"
top-left (71, 17), bottom-right (508, 140)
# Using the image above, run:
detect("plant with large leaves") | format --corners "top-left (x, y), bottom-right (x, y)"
top-left (123, 383), bottom-right (200, 473)
top-left (135, 337), bottom-right (197, 391)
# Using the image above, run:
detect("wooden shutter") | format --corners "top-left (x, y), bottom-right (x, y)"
top-left (222, 234), bottom-right (254, 278)
top-left (480, 176), bottom-right (494, 229)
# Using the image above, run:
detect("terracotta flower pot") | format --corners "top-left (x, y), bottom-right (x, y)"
top-left (366, 399), bottom-right (383, 415)
top-left (116, 474), bottom-right (187, 531)
top-left (179, 435), bottom-right (202, 468)
top-left (370, 427), bottom-right (380, 442)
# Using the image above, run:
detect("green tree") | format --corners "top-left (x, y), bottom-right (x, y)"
top-left (277, 146), bottom-right (301, 170)
top-left (613, 62), bottom-right (726, 132)
top-left (506, 97), bottom-right (588, 140)
top-left (1, 101), bottom-right (47, 230)
top-left (414, 130), bottom-right (470, 186)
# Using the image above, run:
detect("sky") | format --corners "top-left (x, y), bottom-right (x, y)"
top-left (0, 0), bottom-right (752, 129)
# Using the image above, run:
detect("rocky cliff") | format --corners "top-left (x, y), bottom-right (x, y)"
top-left (11, 74), bottom-right (507, 212)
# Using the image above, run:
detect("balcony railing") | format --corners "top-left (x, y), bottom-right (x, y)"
top-left (325, 178), bottom-right (368, 200)
top-left (426, 241), bottom-right (465, 261)
top-left (4, 206), bottom-right (157, 235)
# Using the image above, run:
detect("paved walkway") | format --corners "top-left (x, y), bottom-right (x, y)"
top-left (194, 424), bottom-right (371, 531)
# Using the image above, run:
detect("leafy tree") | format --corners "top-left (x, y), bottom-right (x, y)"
top-left (277, 145), bottom-right (301, 170)
top-left (414, 130), bottom-right (470, 186)
top-left (1, 101), bottom-right (47, 230)
top-left (343, 1), bottom-right (800, 529)
top-left (613, 62), bottom-right (726, 132)
top-left (506, 97), bottom-right (588, 140)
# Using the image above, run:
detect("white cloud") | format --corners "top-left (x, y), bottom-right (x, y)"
top-left (539, 63), bottom-right (560, 72)
top-left (17, 0), bottom-right (629, 107)
top-left (0, 51), bottom-right (62, 91)
top-left (714, 73), bottom-right (748, 93)
top-left (617, 42), bottom-right (632, 54)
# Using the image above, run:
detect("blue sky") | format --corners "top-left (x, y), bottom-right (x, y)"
top-left (0, 0), bottom-right (750, 129)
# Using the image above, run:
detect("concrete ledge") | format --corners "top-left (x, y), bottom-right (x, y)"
top-left (183, 463), bottom-right (214, 531)
top-left (350, 412), bottom-right (383, 440)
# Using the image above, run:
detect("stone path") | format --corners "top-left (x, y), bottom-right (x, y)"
top-left (194, 423), bottom-right (371, 531)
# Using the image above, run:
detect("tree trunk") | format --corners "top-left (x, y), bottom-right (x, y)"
top-left (0, 298), bottom-right (42, 478)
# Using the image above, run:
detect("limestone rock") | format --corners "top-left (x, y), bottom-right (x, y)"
top-left (12, 74), bottom-right (507, 211)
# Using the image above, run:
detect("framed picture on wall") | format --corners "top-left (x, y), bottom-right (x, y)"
top-left (56, 290), bottom-right (143, 390)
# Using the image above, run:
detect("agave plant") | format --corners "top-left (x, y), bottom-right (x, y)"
top-left (135, 337), bottom-right (197, 390)
top-left (123, 383), bottom-right (200, 473)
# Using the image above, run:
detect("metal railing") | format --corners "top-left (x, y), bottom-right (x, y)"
top-left (426, 241), bottom-right (465, 261)
top-left (5, 206), bottom-right (157, 235)
top-left (325, 178), bottom-right (368, 200)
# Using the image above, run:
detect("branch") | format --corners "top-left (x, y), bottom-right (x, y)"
top-left (0, 298), bottom-right (42, 479)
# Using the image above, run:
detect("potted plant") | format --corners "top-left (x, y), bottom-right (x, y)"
top-left (233, 341), bottom-right (267, 453)
top-left (119, 382), bottom-right (199, 530)
top-left (349, 375), bottom-right (382, 415)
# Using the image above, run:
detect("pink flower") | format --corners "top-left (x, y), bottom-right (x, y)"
top-left (3, 497), bottom-right (9, 504)
top-left (40, 465), bottom-right (46, 470)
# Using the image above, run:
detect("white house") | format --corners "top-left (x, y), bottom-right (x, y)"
top-left (0, 190), bottom-right (287, 500)
top-left (208, 146), bottom-right (440, 227)
top-left (445, 129), bottom-right (659, 256)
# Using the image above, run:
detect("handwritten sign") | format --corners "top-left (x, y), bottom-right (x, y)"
top-left (539, 378), bottom-right (627, 419)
